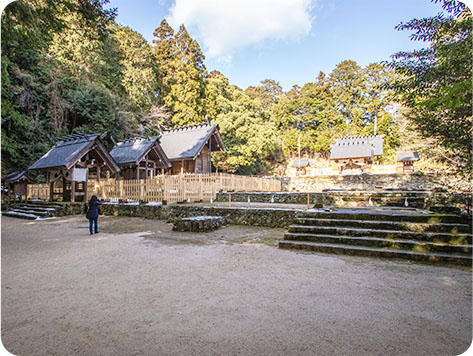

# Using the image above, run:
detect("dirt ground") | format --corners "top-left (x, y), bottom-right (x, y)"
top-left (1, 216), bottom-right (471, 356)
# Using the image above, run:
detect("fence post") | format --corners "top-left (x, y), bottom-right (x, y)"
top-left (199, 174), bottom-right (203, 201)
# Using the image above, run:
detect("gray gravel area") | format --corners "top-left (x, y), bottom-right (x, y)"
top-left (2, 216), bottom-right (471, 356)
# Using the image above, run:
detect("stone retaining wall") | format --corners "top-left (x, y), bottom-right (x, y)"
top-left (274, 173), bottom-right (471, 192)
top-left (99, 204), bottom-right (298, 228)
top-left (216, 191), bottom-right (472, 215)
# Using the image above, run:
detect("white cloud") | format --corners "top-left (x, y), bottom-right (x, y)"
top-left (167, 0), bottom-right (315, 60)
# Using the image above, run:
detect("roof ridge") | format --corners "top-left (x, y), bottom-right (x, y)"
top-left (337, 134), bottom-right (384, 141)
top-left (164, 122), bottom-right (213, 133)
top-left (118, 135), bottom-right (154, 144)
top-left (56, 133), bottom-right (98, 146)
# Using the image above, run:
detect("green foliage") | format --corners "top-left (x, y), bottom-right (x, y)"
top-left (386, 0), bottom-right (472, 170)
top-left (1, 0), bottom-right (437, 177)
top-left (207, 72), bottom-right (281, 174)
top-left (245, 79), bottom-right (283, 110)
top-left (112, 25), bottom-right (159, 110)
top-left (152, 22), bottom-right (209, 126)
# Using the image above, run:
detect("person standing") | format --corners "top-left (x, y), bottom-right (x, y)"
top-left (87, 195), bottom-right (102, 235)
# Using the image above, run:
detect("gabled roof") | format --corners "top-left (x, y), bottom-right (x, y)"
top-left (28, 133), bottom-right (119, 172)
top-left (110, 136), bottom-right (171, 168)
top-left (397, 151), bottom-right (420, 162)
top-left (159, 123), bottom-right (225, 160)
top-left (2, 170), bottom-right (33, 183)
top-left (291, 159), bottom-right (310, 168)
top-left (330, 135), bottom-right (384, 160)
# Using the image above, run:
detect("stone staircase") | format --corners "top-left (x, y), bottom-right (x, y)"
top-left (279, 207), bottom-right (472, 265)
top-left (2, 201), bottom-right (65, 220)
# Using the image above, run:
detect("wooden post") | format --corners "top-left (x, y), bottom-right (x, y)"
top-left (229, 192), bottom-right (231, 207)
top-left (208, 137), bottom-right (212, 173)
top-left (49, 182), bottom-right (54, 202)
top-left (199, 174), bottom-right (203, 201)
top-left (307, 192), bottom-right (310, 209)
top-left (97, 165), bottom-right (101, 182)
top-left (84, 170), bottom-right (88, 202)
top-left (71, 180), bottom-right (76, 203)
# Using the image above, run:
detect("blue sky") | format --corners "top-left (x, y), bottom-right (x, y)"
top-left (106, 0), bottom-right (459, 91)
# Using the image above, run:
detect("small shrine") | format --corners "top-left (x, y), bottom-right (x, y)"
top-left (28, 133), bottom-right (119, 202)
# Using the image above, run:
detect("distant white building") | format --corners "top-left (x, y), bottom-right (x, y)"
top-left (330, 135), bottom-right (384, 173)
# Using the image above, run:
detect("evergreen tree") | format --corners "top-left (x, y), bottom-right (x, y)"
top-left (386, 0), bottom-right (472, 170)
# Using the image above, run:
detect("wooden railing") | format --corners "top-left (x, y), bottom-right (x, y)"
top-left (27, 173), bottom-right (282, 203)
top-left (26, 183), bottom-right (50, 200)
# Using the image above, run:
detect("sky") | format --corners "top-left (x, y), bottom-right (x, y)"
top-left (106, 0), bottom-right (467, 91)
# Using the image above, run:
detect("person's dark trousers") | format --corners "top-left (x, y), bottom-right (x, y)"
top-left (89, 217), bottom-right (98, 234)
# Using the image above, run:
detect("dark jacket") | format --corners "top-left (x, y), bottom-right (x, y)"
top-left (87, 198), bottom-right (102, 219)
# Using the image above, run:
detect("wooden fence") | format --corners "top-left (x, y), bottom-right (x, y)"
top-left (26, 183), bottom-right (50, 201)
top-left (27, 173), bottom-right (282, 203)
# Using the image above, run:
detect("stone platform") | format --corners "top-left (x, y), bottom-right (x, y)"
top-left (215, 190), bottom-right (472, 215)
top-left (173, 216), bottom-right (226, 232)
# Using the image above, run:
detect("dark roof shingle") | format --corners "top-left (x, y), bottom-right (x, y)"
top-left (2, 170), bottom-right (33, 183)
top-left (29, 134), bottom-right (98, 170)
top-left (110, 136), bottom-right (172, 168)
top-left (28, 133), bottom-right (119, 172)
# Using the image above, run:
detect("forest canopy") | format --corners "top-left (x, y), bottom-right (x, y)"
top-left (1, 0), bottom-right (468, 175)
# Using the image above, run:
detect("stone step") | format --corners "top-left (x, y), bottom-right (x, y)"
top-left (298, 210), bottom-right (469, 224)
top-left (13, 208), bottom-right (50, 217)
top-left (26, 201), bottom-right (63, 209)
top-left (278, 240), bottom-right (473, 266)
top-left (327, 196), bottom-right (424, 205)
top-left (18, 205), bottom-right (58, 212)
top-left (2, 211), bottom-right (39, 220)
top-left (287, 225), bottom-right (472, 244)
top-left (294, 218), bottom-right (472, 234)
top-left (283, 232), bottom-right (472, 255)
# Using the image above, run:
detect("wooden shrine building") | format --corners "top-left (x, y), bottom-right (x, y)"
top-left (28, 133), bottom-right (119, 202)
top-left (330, 135), bottom-right (384, 173)
top-left (2, 170), bottom-right (33, 202)
top-left (397, 151), bottom-right (420, 173)
top-left (159, 123), bottom-right (226, 174)
top-left (110, 136), bottom-right (172, 179)
top-left (290, 158), bottom-right (310, 176)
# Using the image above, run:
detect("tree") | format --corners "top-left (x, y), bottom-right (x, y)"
top-left (207, 71), bottom-right (281, 174)
top-left (152, 23), bottom-right (209, 126)
top-left (112, 25), bottom-right (159, 110)
top-left (386, 0), bottom-right (472, 170)
top-left (272, 72), bottom-right (343, 157)
top-left (328, 60), bottom-right (366, 126)
top-left (245, 79), bottom-right (283, 110)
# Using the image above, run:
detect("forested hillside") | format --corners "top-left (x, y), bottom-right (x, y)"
top-left (2, 0), bottom-right (470, 175)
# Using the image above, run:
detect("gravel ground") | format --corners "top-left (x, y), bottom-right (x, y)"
top-left (1, 215), bottom-right (471, 356)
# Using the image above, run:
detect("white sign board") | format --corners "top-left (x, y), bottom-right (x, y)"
top-left (71, 168), bottom-right (87, 182)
